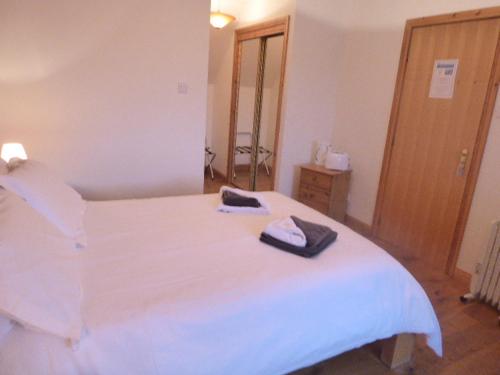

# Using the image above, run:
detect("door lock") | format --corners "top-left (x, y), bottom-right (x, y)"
top-left (456, 148), bottom-right (469, 177)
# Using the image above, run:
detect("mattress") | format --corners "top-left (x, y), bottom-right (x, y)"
top-left (0, 192), bottom-right (441, 374)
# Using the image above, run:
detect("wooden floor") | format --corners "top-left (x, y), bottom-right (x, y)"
top-left (232, 166), bottom-right (273, 191)
top-left (203, 167), bottom-right (272, 193)
top-left (203, 174), bottom-right (500, 374)
top-left (203, 171), bottom-right (226, 194)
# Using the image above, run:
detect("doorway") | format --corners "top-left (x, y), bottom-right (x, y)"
top-left (227, 17), bottom-right (290, 191)
top-left (373, 7), bottom-right (500, 274)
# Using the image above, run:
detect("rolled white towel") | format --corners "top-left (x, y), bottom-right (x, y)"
top-left (264, 217), bottom-right (307, 247)
top-left (217, 186), bottom-right (270, 215)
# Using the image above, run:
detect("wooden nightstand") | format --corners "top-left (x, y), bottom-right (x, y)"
top-left (298, 164), bottom-right (351, 222)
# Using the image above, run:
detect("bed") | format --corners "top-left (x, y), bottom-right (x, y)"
top-left (0, 189), bottom-right (441, 374)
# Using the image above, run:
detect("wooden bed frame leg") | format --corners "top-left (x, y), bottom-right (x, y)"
top-left (380, 334), bottom-right (415, 369)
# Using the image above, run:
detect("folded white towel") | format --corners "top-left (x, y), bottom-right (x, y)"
top-left (217, 186), bottom-right (270, 215)
top-left (264, 217), bottom-right (307, 247)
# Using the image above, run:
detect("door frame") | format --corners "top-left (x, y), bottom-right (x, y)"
top-left (372, 6), bottom-right (500, 275)
top-left (226, 16), bottom-right (290, 190)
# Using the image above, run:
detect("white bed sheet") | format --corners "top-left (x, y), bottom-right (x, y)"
top-left (0, 192), bottom-right (441, 374)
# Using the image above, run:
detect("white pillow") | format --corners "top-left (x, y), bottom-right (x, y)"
top-left (0, 160), bottom-right (87, 248)
top-left (0, 188), bottom-right (83, 340)
top-left (0, 315), bottom-right (13, 341)
top-left (0, 160), bottom-right (7, 175)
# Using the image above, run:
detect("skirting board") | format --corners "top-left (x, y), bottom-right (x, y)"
top-left (453, 267), bottom-right (472, 285)
top-left (345, 215), bottom-right (373, 239)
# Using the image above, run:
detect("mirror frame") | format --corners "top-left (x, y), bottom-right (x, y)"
top-left (226, 16), bottom-right (290, 191)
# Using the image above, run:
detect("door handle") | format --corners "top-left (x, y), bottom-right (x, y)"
top-left (456, 148), bottom-right (468, 177)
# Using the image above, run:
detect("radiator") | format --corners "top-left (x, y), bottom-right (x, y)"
top-left (471, 221), bottom-right (500, 311)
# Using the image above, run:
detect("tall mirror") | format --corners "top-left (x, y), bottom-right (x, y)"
top-left (227, 17), bottom-right (289, 191)
top-left (255, 35), bottom-right (284, 191)
top-left (233, 38), bottom-right (260, 190)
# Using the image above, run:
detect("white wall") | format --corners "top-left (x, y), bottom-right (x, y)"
top-left (207, 25), bottom-right (235, 174)
top-left (206, 83), bottom-right (215, 149)
top-left (0, 0), bottom-right (210, 200)
top-left (458, 95), bottom-right (500, 273)
top-left (326, 0), bottom-right (500, 274)
top-left (276, 0), bottom-right (342, 196)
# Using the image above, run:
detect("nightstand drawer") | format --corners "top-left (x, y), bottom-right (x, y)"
top-left (299, 198), bottom-right (329, 215)
top-left (298, 164), bottom-right (351, 223)
top-left (298, 185), bottom-right (330, 205)
top-left (300, 169), bottom-right (332, 191)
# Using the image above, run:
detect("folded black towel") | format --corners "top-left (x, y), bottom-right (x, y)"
top-left (260, 216), bottom-right (337, 258)
top-left (222, 190), bottom-right (261, 208)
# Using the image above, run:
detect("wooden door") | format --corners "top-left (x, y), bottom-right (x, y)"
top-left (373, 10), bottom-right (500, 273)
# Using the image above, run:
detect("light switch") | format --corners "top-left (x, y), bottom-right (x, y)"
top-left (177, 82), bottom-right (188, 95)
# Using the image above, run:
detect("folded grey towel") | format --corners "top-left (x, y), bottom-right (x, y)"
top-left (222, 190), bottom-right (261, 208)
top-left (259, 216), bottom-right (337, 257)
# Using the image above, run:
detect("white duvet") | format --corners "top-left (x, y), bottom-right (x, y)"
top-left (0, 192), bottom-right (441, 375)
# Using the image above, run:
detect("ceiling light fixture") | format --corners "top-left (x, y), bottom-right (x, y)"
top-left (210, 0), bottom-right (235, 29)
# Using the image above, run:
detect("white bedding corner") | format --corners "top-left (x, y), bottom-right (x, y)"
top-left (0, 191), bottom-right (442, 375)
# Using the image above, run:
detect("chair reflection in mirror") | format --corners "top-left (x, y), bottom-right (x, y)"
top-left (233, 131), bottom-right (273, 179)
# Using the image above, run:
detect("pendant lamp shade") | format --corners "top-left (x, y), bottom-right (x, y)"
top-left (210, 11), bottom-right (235, 28)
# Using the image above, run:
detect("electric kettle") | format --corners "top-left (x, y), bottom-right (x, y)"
top-left (325, 151), bottom-right (350, 171)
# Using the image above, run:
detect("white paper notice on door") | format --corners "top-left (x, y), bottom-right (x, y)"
top-left (429, 59), bottom-right (459, 99)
